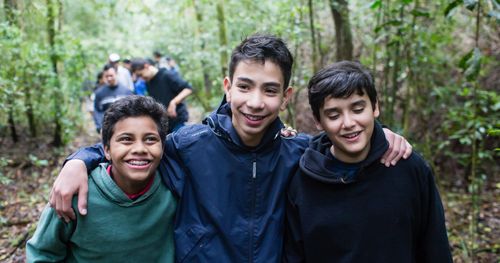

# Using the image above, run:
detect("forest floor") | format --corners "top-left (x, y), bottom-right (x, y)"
top-left (0, 103), bottom-right (498, 262)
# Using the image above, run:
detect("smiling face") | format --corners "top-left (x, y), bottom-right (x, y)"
top-left (224, 60), bottom-right (292, 147)
top-left (316, 92), bottom-right (380, 163)
top-left (104, 116), bottom-right (163, 194)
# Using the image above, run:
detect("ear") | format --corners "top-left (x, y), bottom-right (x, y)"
top-left (280, 86), bottom-right (293, 111)
top-left (373, 101), bottom-right (380, 118)
top-left (223, 77), bottom-right (232, 102)
top-left (314, 117), bottom-right (324, 131)
top-left (104, 145), bottom-right (112, 161)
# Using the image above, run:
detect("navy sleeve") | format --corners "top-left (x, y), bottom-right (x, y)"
top-left (65, 144), bottom-right (107, 172)
top-left (417, 164), bottom-right (453, 263)
top-left (158, 134), bottom-right (187, 197)
top-left (283, 180), bottom-right (306, 263)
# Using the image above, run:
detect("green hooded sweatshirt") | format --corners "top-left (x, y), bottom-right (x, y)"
top-left (26, 163), bottom-right (177, 262)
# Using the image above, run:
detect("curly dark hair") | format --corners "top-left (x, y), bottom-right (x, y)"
top-left (101, 95), bottom-right (168, 147)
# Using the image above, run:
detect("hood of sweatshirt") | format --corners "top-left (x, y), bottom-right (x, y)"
top-left (299, 122), bottom-right (388, 184)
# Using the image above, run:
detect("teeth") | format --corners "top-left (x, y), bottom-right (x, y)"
top-left (244, 113), bottom-right (264, 121)
top-left (127, 160), bottom-right (150, 165)
top-left (343, 132), bottom-right (360, 138)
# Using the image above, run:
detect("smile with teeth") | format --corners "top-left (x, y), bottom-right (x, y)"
top-left (242, 112), bottom-right (266, 121)
top-left (342, 131), bottom-right (361, 139)
top-left (126, 160), bottom-right (151, 166)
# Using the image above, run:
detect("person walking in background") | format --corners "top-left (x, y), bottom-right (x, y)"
top-left (93, 64), bottom-right (133, 133)
top-left (108, 53), bottom-right (134, 92)
top-left (132, 58), bottom-right (192, 133)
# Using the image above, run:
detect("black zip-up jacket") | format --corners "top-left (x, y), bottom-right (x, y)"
top-left (284, 122), bottom-right (453, 263)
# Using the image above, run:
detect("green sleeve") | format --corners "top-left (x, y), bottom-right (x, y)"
top-left (26, 204), bottom-right (75, 263)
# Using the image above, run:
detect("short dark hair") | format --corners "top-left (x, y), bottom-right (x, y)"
top-left (130, 58), bottom-right (151, 72)
top-left (308, 61), bottom-right (377, 120)
top-left (101, 95), bottom-right (168, 148)
top-left (103, 63), bottom-right (116, 72)
top-left (153, 51), bottom-right (162, 58)
top-left (229, 34), bottom-right (293, 90)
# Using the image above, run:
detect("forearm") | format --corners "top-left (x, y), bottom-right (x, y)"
top-left (171, 88), bottom-right (192, 105)
top-left (65, 143), bottom-right (106, 172)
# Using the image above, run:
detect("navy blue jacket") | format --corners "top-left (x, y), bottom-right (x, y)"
top-left (284, 122), bottom-right (452, 263)
top-left (69, 102), bottom-right (309, 263)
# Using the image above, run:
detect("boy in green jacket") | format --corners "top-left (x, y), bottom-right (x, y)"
top-left (26, 96), bottom-right (177, 262)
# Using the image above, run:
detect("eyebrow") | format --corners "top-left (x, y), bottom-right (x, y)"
top-left (322, 99), bottom-right (368, 114)
top-left (236, 77), bottom-right (282, 88)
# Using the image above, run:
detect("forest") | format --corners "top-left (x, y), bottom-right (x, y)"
top-left (0, 0), bottom-right (498, 262)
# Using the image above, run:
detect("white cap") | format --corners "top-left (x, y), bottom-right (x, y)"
top-left (109, 53), bottom-right (120, 62)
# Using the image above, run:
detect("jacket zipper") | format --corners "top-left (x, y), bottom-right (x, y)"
top-left (249, 156), bottom-right (257, 263)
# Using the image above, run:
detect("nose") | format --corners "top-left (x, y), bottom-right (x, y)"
top-left (246, 90), bottom-right (265, 109)
top-left (342, 114), bottom-right (355, 129)
top-left (131, 141), bottom-right (147, 154)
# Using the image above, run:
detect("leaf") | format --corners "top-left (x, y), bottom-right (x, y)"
top-left (464, 0), bottom-right (478, 10)
top-left (444, 0), bottom-right (462, 17)
top-left (402, 0), bottom-right (414, 4)
top-left (459, 50), bottom-right (474, 70)
top-left (411, 8), bottom-right (430, 17)
top-left (464, 48), bottom-right (482, 81)
top-left (374, 20), bottom-right (403, 33)
top-left (370, 0), bottom-right (382, 9)
top-left (488, 10), bottom-right (500, 22)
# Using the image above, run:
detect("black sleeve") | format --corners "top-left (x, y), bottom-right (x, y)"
top-left (168, 72), bottom-right (192, 94)
top-left (283, 182), bottom-right (306, 263)
top-left (417, 164), bottom-right (453, 263)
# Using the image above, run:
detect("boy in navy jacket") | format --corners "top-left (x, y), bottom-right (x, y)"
top-left (48, 36), bottom-right (412, 262)
top-left (284, 61), bottom-right (452, 263)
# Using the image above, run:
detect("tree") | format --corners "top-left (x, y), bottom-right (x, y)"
top-left (329, 0), bottom-right (353, 61)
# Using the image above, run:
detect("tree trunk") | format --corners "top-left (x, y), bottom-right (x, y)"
top-left (192, 0), bottom-right (212, 97)
top-left (5, 0), bottom-right (19, 142)
top-left (47, 0), bottom-right (63, 146)
top-left (308, 0), bottom-right (319, 72)
top-left (216, 0), bottom-right (228, 79)
top-left (329, 0), bottom-right (353, 61)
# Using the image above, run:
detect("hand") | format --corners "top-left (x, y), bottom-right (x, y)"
top-left (49, 159), bottom-right (89, 222)
top-left (381, 128), bottom-right (412, 167)
top-left (280, 126), bottom-right (298, 138)
top-left (167, 101), bottom-right (177, 118)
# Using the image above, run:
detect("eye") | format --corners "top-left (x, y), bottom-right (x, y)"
top-left (145, 135), bottom-right (160, 144)
top-left (353, 107), bottom-right (365, 114)
top-left (117, 136), bottom-right (133, 144)
top-left (237, 84), bottom-right (250, 91)
top-left (327, 114), bottom-right (339, 120)
top-left (264, 87), bottom-right (279, 95)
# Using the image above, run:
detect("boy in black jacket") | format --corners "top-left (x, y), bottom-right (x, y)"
top-left (284, 61), bottom-right (452, 263)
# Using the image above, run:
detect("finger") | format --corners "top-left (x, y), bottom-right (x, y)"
top-left (385, 136), bottom-right (402, 167)
top-left (403, 141), bottom-right (412, 159)
top-left (61, 191), bottom-right (76, 221)
top-left (77, 185), bottom-right (89, 216)
top-left (390, 141), bottom-right (406, 166)
top-left (380, 145), bottom-right (392, 167)
top-left (54, 189), bottom-right (69, 223)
